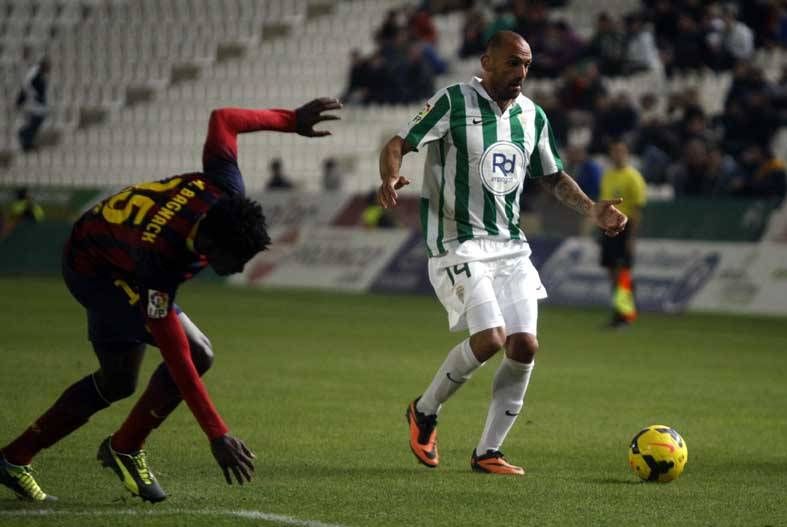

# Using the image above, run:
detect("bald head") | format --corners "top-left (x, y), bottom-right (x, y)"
top-left (486, 30), bottom-right (528, 54)
top-left (481, 31), bottom-right (532, 105)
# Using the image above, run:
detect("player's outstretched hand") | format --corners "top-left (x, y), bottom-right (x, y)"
top-left (378, 175), bottom-right (410, 208)
top-left (592, 198), bottom-right (628, 237)
top-left (210, 434), bottom-right (256, 485)
top-left (295, 97), bottom-right (342, 137)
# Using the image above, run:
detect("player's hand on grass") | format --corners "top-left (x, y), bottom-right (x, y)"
top-left (210, 434), bottom-right (256, 485)
top-left (295, 97), bottom-right (342, 137)
top-left (378, 175), bottom-right (410, 208)
top-left (592, 198), bottom-right (628, 237)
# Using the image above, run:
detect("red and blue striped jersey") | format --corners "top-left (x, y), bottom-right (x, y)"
top-left (64, 108), bottom-right (296, 301)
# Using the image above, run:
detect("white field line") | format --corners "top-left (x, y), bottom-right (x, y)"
top-left (0, 508), bottom-right (349, 527)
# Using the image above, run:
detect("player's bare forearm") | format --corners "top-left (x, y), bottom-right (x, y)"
top-left (379, 136), bottom-right (406, 181)
top-left (378, 137), bottom-right (413, 208)
top-left (539, 171), bottom-right (594, 217)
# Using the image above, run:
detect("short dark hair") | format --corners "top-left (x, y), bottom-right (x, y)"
top-left (201, 196), bottom-right (271, 261)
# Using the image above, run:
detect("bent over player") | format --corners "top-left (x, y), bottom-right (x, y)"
top-left (0, 97), bottom-right (341, 501)
top-left (378, 32), bottom-right (626, 475)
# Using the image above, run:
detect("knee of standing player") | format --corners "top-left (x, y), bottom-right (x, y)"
top-left (190, 334), bottom-right (214, 375)
top-left (507, 333), bottom-right (538, 363)
top-left (96, 372), bottom-right (138, 402)
top-left (473, 327), bottom-right (506, 359)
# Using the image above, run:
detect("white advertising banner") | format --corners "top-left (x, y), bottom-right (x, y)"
top-left (762, 201), bottom-right (787, 243)
top-left (540, 237), bottom-right (787, 315)
top-left (247, 191), bottom-right (352, 237)
top-left (539, 238), bottom-right (729, 313)
top-left (689, 242), bottom-right (787, 315)
top-left (235, 226), bottom-right (411, 292)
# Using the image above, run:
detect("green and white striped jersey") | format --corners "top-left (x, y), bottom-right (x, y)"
top-left (398, 77), bottom-right (563, 257)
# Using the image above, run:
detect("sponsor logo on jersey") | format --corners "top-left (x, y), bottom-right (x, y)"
top-left (147, 289), bottom-right (169, 318)
top-left (479, 141), bottom-right (525, 195)
top-left (412, 102), bottom-right (432, 123)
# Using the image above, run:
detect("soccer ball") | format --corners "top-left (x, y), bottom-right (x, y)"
top-left (628, 425), bottom-right (688, 483)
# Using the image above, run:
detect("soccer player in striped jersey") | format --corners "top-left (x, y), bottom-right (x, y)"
top-left (379, 31), bottom-right (627, 475)
top-left (0, 98), bottom-right (341, 502)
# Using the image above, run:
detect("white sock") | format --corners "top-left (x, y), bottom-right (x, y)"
top-left (476, 357), bottom-right (534, 454)
top-left (416, 339), bottom-right (483, 416)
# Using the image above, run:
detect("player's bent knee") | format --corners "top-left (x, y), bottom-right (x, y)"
top-left (506, 333), bottom-right (538, 363)
top-left (470, 326), bottom-right (507, 361)
top-left (95, 372), bottom-right (138, 402)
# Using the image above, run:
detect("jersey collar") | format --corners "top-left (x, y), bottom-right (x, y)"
top-left (471, 76), bottom-right (521, 117)
top-left (471, 76), bottom-right (494, 102)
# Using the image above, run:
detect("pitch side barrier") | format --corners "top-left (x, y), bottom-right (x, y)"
top-left (2, 189), bottom-right (786, 315)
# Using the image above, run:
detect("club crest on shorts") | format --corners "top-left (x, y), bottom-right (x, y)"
top-left (479, 141), bottom-right (525, 195)
top-left (147, 289), bottom-right (169, 319)
top-left (455, 284), bottom-right (465, 303)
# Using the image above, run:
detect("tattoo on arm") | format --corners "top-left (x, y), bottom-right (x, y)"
top-left (539, 171), bottom-right (593, 216)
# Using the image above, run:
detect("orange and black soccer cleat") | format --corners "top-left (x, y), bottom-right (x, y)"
top-left (471, 449), bottom-right (525, 476)
top-left (405, 398), bottom-right (439, 468)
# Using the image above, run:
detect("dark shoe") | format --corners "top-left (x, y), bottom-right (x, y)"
top-left (97, 436), bottom-right (166, 503)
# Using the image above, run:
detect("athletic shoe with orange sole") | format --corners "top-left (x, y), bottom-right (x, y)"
top-left (471, 449), bottom-right (525, 475)
top-left (405, 397), bottom-right (439, 468)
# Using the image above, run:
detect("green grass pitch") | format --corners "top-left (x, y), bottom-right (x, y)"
top-left (0, 277), bottom-right (785, 527)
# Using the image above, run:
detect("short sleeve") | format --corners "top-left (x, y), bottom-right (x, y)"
top-left (397, 89), bottom-right (451, 151)
top-left (528, 105), bottom-right (564, 179)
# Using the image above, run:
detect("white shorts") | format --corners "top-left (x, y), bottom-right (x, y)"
top-left (428, 243), bottom-right (547, 336)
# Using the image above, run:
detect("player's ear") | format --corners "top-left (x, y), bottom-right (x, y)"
top-left (480, 52), bottom-right (492, 72)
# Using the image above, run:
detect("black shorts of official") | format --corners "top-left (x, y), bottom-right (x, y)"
top-left (599, 223), bottom-right (633, 269)
top-left (62, 261), bottom-right (181, 346)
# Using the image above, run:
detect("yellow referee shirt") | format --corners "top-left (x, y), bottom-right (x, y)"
top-left (600, 165), bottom-right (647, 219)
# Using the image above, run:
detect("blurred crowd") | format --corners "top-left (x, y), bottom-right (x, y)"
top-left (344, 0), bottom-right (787, 202)
top-left (342, 5), bottom-right (448, 105)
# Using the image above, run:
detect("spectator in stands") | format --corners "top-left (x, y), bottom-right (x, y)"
top-left (565, 145), bottom-right (602, 201)
top-left (341, 49), bottom-right (372, 105)
top-left (322, 158), bottom-right (343, 192)
top-left (266, 159), bottom-right (295, 190)
top-left (623, 13), bottom-right (662, 75)
top-left (663, 14), bottom-right (706, 75)
top-left (720, 64), bottom-right (781, 154)
top-left (558, 61), bottom-right (607, 113)
top-left (511, 0), bottom-right (549, 50)
top-left (634, 92), bottom-right (677, 184)
top-left (598, 140), bottom-right (647, 329)
top-left (733, 145), bottom-right (787, 203)
top-left (531, 21), bottom-right (582, 78)
top-left (584, 12), bottom-right (627, 76)
top-left (706, 144), bottom-right (744, 196)
top-left (407, 4), bottom-right (447, 78)
top-left (589, 92), bottom-right (639, 154)
top-left (536, 91), bottom-right (569, 146)
top-left (15, 57), bottom-right (50, 152)
top-left (408, 4), bottom-right (438, 44)
top-left (670, 138), bottom-right (714, 196)
top-left (459, 5), bottom-right (489, 58)
top-left (704, 3), bottom-right (754, 70)
top-left (677, 105), bottom-right (714, 146)
top-left (647, 0), bottom-right (680, 44)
